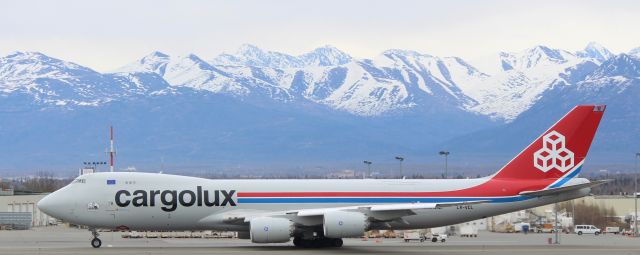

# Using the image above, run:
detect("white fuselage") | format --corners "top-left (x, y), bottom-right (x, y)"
top-left (38, 172), bottom-right (590, 231)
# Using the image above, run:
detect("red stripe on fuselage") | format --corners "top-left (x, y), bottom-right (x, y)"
top-left (237, 178), bottom-right (558, 198)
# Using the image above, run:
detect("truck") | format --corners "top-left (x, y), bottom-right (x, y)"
top-left (604, 226), bottom-right (621, 234)
top-left (460, 225), bottom-right (478, 237)
top-left (514, 222), bottom-right (530, 233)
top-left (536, 223), bottom-right (560, 233)
top-left (403, 230), bottom-right (425, 242)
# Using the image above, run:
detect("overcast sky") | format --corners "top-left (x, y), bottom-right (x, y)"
top-left (1, 0), bottom-right (638, 72)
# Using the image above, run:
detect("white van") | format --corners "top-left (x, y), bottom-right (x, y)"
top-left (574, 225), bottom-right (601, 235)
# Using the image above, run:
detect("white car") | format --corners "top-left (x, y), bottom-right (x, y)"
top-left (574, 225), bottom-right (601, 235)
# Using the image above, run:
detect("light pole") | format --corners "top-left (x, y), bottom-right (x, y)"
top-left (554, 202), bottom-right (559, 244)
top-left (363, 161), bottom-right (372, 179)
top-left (83, 161), bottom-right (107, 172)
top-left (439, 151), bottom-right (450, 179)
top-left (395, 156), bottom-right (404, 178)
top-left (635, 152), bottom-right (639, 237)
top-left (572, 200), bottom-right (575, 230)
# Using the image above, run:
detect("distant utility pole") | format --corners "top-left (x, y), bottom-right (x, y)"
top-left (572, 200), bottom-right (575, 229)
top-left (363, 160), bottom-right (372, 179)
top-left (554, 202), bottom-right (560, 244)
top-left (395, 156), bottom-right (404, 178)
top-left (635, 152), bottom-right (639, 237)
top-left (108, 126), bottom-right (116, 172)
top-left (439, 151), bottom-right (450, 179)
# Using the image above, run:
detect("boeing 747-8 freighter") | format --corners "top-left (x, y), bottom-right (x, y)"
top-left (38, 105), bottom-right (607, 248)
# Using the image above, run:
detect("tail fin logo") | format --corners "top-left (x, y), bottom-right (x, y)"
top-left (533, 131), bottom-right (574, 173)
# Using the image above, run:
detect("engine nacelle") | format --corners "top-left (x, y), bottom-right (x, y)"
top-left (323, 211), bottom-right (369, 238)
top-left (249, 217), bottom-right (293, 243)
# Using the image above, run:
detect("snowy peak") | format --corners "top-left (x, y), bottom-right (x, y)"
top-left (299, 45), bottom-right (352, 66)
top-left (382, 49), bottom-right (429, 59)
top-left (4, 43), bottom-right (638, 121)
top-left (212, 44), bottom-right (353, 68)
top-left (0, 51), bottom-right (97, 80)
top-left (587, 53), bottom-right (640, 79)
top-left (576, 42), bottom-right (614, 62)
top-left (212, 44), bottom-right (303, 68)
top-left (376, 49), bottom-right (438, 69)
top-left (116, 51), bottom-right (171, 75)
top-left (499, 45), bottom-right (576, 71)
top-left (0, 51), bottom-right (175, 107)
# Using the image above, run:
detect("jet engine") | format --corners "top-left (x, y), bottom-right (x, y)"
top-left (323, 211), bottom-right (369, 238)
top-left (249, 217), bottom-right (293, 243)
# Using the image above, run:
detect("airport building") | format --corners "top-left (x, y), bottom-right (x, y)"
top-left (0, 189), bottom-right (53, 229)
top-left (534, 195), bottom-right (640, 221)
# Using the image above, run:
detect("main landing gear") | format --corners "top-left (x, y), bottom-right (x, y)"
top-left (90, 228), bottom-right (102, 248)
top-left (293, 237), bottom-right (343, 248)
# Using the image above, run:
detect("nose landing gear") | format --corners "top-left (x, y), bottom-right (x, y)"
top-left (90, 228), bottom-right (102, 248)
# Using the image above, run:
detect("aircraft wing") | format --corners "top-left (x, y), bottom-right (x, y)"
top-left (519, 180), bottom-right (609, 197)
top-left (288, 200), bottom-right (489, 223)
top-left (199, 200), bottom-right (489, 226)
top-left (293, 200), bottom-right (488, 216)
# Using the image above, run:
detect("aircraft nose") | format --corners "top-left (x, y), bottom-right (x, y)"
top-left (37, 192), bottom-right (60, 218)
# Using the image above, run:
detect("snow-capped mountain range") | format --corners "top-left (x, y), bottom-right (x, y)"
top-left (0, 42), bottom-right (639, 172)
top-left (3, 42), bottom-right (636, 121)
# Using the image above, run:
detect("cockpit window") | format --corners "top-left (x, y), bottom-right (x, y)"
top-left (73, 178), bottom-right (86, 184)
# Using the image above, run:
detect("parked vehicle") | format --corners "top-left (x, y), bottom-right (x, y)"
top-left (47, 218), bottom-right (58, 226)
top-left (121, 231), bottom-right (144, 238)
top-left (574, 225), bottom-right (601, 235)
top-left (536, 223), bottom-right (560, 233)
top-left (403, 230), bottom-right (425, 242)
top-left (514, 222), bottom-right (530, 233)
top-left (604, 226), bottom-right (620, 234)
top-left (426, 233), bottom-right (447, 242)
top-left (460, 225), bottom-right (478, 237)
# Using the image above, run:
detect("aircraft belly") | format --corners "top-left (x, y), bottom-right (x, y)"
top-left (387, 188), bottom-right (588, 230)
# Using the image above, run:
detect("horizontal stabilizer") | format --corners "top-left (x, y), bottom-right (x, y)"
top-left (519, 180), bottom-right (609, 197)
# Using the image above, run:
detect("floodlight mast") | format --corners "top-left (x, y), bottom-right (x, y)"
top-left (395, 156), bottom-right (404, 178)
top-left (363, 160), bottom-right (372, 179)
top-left (439, 151), bottom-right (450, 179)
top-left (635, 152), bottom-right (639, 237)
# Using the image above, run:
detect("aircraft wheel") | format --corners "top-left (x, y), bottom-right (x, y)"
top-left (91, 238), bottom-right (102, 248)
top-left (332, 238), bottom-right (343, 247)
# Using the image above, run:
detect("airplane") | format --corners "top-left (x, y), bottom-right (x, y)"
top-left (37, 104), bottom-right (607, 248)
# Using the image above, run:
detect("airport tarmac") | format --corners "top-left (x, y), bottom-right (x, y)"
top-left (0, 226), bottom-right (639, 255)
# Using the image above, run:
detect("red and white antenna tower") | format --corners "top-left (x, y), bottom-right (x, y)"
top-left (109, 126), bottom-right (116, 172)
